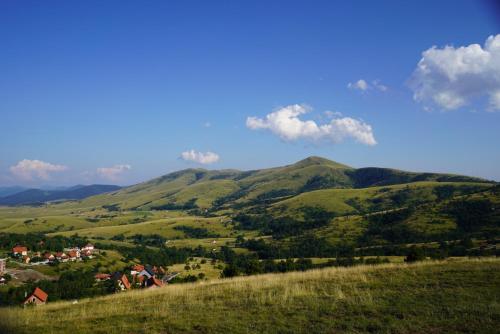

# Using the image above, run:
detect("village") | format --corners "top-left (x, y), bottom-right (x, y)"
top-left (0, 243), bottom-right (182, 306)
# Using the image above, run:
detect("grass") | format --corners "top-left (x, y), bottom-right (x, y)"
top-left (271, 181), bottom-right (491, 218)
top-left (50, 216), bottom-right (235, 240)
top-left (168, 257), bottom-right (222, 280)
top-left (0, 258), bottom-right (498, 334)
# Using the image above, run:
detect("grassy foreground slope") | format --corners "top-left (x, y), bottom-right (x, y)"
top-left (1, 259), bottom-right (499, 334)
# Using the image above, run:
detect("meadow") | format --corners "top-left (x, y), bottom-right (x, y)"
top-left (0, 258), bottom-right (498, 334)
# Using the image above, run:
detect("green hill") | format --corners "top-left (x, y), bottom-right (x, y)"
top-left (1, 259), bottom-right (498, 334)
top-left (52, 156), bottom-right (491, 212)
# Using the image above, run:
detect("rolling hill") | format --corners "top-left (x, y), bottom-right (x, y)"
top-left (0, 186), bottom-right (27, 197)
top-left (65, 156), bottom-right (492, 211)
top-left (0, 185), bottom-right (122, 206)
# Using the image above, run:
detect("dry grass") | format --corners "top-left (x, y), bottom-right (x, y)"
top-left (0, 258), bottom-right (499, 334)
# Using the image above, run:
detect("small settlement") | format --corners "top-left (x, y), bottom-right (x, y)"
top-left (6, 243), bottom-right (181, 306)
top-left (94, 264), bottom-right (180, 291)
top-left (10, 243), bottom-right (96, 265)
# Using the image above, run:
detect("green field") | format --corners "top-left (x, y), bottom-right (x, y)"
top-left (1, 258), bottom-right (498, 334)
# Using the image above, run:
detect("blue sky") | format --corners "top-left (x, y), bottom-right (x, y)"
top-left (1, 0), bottom-right (499, 186)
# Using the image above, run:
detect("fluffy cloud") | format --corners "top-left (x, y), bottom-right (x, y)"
top-left (348, 79), bottom-right (387, 92)
top-left (180, 150), bottom-right (220, 164)
top-left (96, 164), bottom-right (131, 181)
top-left (348, 79), bottom-right (369, 91)
top-left (246, 104), bottom-right (376, 146)
top-left (409, 34), bottom-right (500, 111)
top-left (10, 159), bottom-right (68, 181)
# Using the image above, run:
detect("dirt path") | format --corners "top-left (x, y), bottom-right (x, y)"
top-left (6, 268), bottom-right (57, 284)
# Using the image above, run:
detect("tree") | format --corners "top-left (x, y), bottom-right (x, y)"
top-left (404, 247), bottom-right (426, 263)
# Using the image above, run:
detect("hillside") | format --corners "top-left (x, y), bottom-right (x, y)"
top-left (1, 259), bottom-right (498, 334)
top-left (61, 156), bottom-right (491, 211)
top-left (0, 185), bottom-right (122, 206)
top-left (0, 157), bottom-right (495, 248)
top-left (0, 186), bottom-right (27, 197)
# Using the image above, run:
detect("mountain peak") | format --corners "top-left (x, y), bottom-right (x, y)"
top-left (294, 156), bottom-right (352, 169)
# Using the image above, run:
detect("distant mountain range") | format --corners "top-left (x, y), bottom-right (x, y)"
top-left (0, 186), bottom-right (27, 197)
top-left (72, 156), bottom-right (492, 211)
top-left (0, 184), bottom-right (122, 206)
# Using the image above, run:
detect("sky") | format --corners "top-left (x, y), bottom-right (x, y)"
top-left (0, 0), bottom-right (499, 187)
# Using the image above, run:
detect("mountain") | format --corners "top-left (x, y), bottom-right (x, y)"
top-left (74, 156), bottom-right (491, 211)
top-left (0, 186), bottom-right (27, 197)
top-left (0, 184), bottom-right (122, 206)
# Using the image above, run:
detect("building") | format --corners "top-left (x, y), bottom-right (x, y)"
top-left (143, 277), bottom-right (164, 289)
top-left (82, 243), bottom-right (94, 252)
top-left (81, 250), bottom-right (93, 259)
top-left (23, 287), bottom-right (48, 305)
top-left (94, 273), bottom-right (111, 282)
top-left (130, 264), bottom-right (145, 276)
top-left (138, 267), bottom-right (154, 280)
top-left (43, 252), bottom-right (55, 261)
top-left (67, 250), bottom-right (80, 261)
top-left (111, 272), bottom-right (131, 291)
top-left (12, 245), bottom-right (28, 256)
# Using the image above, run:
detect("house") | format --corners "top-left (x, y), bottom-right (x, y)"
top-left (133, 274), bottom-right (146, 286)
top-left (111, 272), bottom-right (131, 290)
top-left (138, 266), bottom-right (155, 280)
top-left (94, 273), bottom-right (111, 282)
top-left (143, 276), bottom-right (164, 289)
top-left (67, 250), bottom-right (80, 261)
top-left (82, 243), bottom-right (94, 252)
top-left (43, 252), bottom-right (55, 261)
top-left (12, 245), bottom-right (28, 256)
top-left (81, 250), bottom-right (93, 259)
top-left (130, 264), bottom-right (145, 276)
top-left (23, 287), bottom-right (48, 305)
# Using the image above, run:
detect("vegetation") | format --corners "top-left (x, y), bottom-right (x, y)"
top-left (0, 259), bottom-right (498, 334)
top-left (0, 157), bottom-right (498, 333)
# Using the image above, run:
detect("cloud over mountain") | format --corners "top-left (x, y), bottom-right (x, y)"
top-left (9, 159), bottom-right (68, 181)
top-left (409, 34), bottom-right (500, 111)
top-left (181, 150), bottom-right (220, 164)
top-left (96, 164), bottom-right (131, 181)
top-left (246, 104), bottom-right (376, 146)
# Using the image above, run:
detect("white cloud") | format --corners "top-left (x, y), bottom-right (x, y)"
top-left (180, 150), bottom-right (220, 164)
top-left (409, 34), bottom-right (500, 111)
top-left (372, 80), bottom-right (388, 92)
top-left (348, 79), bottom-right (388, 92)
top-left (246, 104), bottom-right (376, 146)
top-left (96, 164), bottom-right (131, 181)
top-left (10, 159), bottom-right (68, 181)
top-left (203, 122), bottom-right (212, 128)
top-left (324, 110), bottom-right (343, 118)
top-left (348, 79), bottom-right (369, 91)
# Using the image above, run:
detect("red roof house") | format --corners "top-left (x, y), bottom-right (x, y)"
top-left (111, 272), bottom-right (131, 290)
top-left (130, 264), bottom-right (145, 275)
top-left (23, 287), bottom-right (48, 305)
top-left (144, 277), bottom-right (164, 289)
top-left (94, 273), bottom-right (111, 281)
top-left (12, 246), bottom-right (28, 256)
